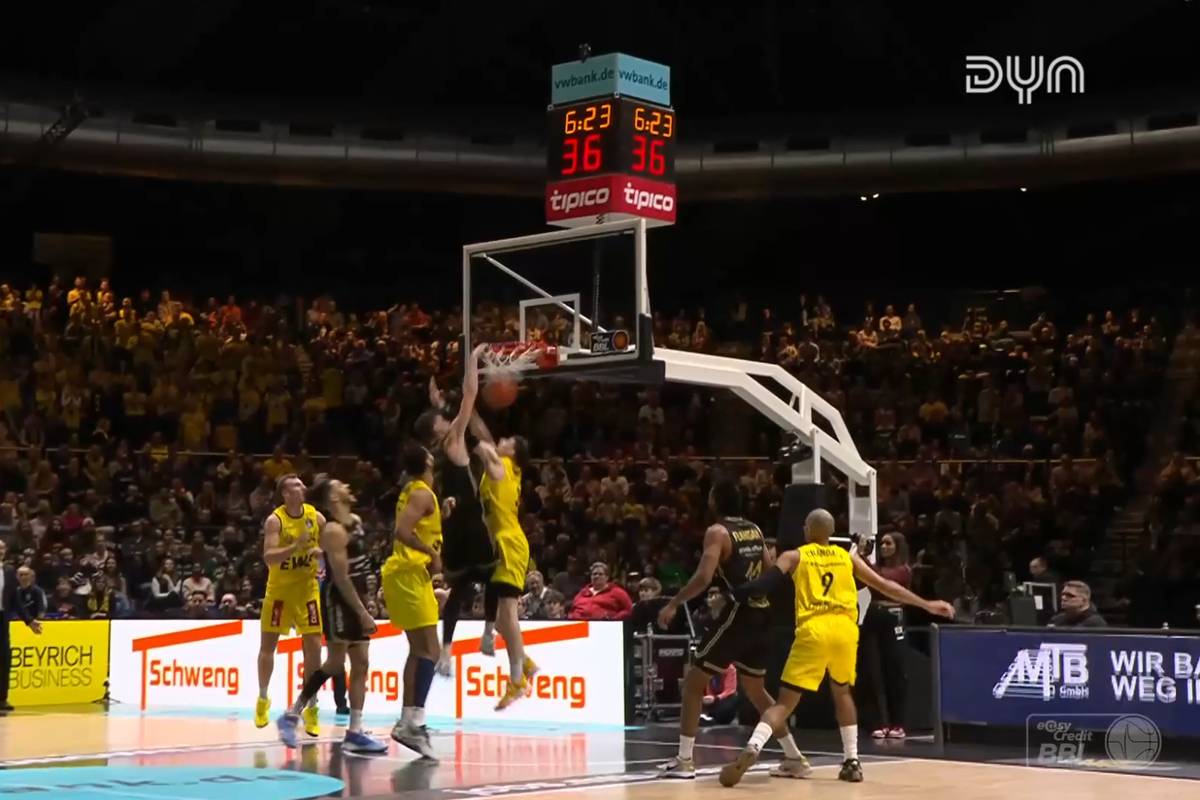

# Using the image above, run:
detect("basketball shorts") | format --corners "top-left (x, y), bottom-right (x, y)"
top-left (321, 579), bottom-right (371, 643)
top-left (382, 562), bottom-right (438, 631)
top-left (691, 601), bottom-right (771, 678)
top-left (490, 528), bottom-right (530, 592)
top-left (442, 517), bottom-right (498, 582)
top-left (261, 582), bottom-right (322, 635)
top-left (780, 613), bottom-right (860, 692)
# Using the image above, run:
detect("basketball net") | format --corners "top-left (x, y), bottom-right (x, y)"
top-left (480, 341), bottom-right (559, 381)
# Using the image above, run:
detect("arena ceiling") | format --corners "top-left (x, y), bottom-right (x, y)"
top-left (2, 1), bottom-right (1198, 118)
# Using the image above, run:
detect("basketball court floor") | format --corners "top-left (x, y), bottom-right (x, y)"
top-left (0, 706), bottom-right (1195, 800)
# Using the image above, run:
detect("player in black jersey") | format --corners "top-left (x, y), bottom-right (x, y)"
top-left (655, 477), bottom-right (811, 779)
top-left (414, 344), bottom-right (496, 676)
top-left (327, 508), bottom-right (375, 718)
top-left (276, 476), bottom-right (386, 753)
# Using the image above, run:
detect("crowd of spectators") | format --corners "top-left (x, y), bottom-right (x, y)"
top-left (0, 276), bottom-right (1178, 626)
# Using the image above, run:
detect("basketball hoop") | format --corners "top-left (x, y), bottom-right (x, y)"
top-left (480, 341), bottom-right (559, 379)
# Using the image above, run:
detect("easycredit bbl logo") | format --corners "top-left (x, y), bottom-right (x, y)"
top-left (994, 642), bottom-right (1089, 701)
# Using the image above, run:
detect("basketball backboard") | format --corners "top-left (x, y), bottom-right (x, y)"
top-left (462, 218), bottom-right (661, 383)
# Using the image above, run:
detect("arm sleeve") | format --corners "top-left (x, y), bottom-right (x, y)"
top-left (731, 565), bottom-right (789, 602)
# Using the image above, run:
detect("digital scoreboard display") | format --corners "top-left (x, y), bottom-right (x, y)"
top-left (546, 97), bottom-right (676, 181)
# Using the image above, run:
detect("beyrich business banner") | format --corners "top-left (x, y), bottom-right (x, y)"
top-left (938, 628), bottom-right (1200, 737)
top-left (9, 620), bottom-right (110, 705)
top-left (107, 619), bottom-right (625, 724)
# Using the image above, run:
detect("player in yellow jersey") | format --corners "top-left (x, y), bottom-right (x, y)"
top-left (476, 433), bottom-right (538, 710)
top-left (385, 444), bottom-right (443, 759)
top-left (719, 508), bottom-right (954, 786)
top-left (256, 474), bottom-right (325, 737)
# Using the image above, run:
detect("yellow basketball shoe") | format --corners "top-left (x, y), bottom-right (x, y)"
top-left (523, 657), bottom-right (539, 680)
top-left (254, 697), bottom-right (271, 729)
top-left (494, 677), bottom-right (528, 711)
top-left (302, 705), bottom-right (320, 737)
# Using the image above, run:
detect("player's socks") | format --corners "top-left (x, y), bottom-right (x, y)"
top-left (349, 709), bottom-right (364, 734)
top-left (840, 725), bottom-right (859, 760)
top-left (290, 668), bottom-right (330, 715)
top-left (778, 733), bottom-right (804, 759)
top-left (411, 706), bottom-right (426, 727)
top-left (415, 657), bottom-right (436, 709)
top-left (748, 722), bottom-right (773, 753)
top-left (678, 735), bottom-right (695, 760)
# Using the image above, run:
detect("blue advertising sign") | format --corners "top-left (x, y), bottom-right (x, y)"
top-left (938, 628), bottom-right (1200, 737)
top-left (551, 53), bottom-right (670, 106)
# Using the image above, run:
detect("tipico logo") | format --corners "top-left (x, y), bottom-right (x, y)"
top-left (549, 186), bottom-right (610, 213)
top-left (965, 56), bottom-right (1084, 105)
top-left (622, 183), bottom-right (674, 213)
top-left (993, 642), bottom-right (1089, 700)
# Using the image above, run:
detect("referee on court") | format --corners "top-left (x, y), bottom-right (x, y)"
top-left (1, 540), bottom-right (43, 713)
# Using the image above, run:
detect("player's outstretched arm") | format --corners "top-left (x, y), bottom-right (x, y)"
top-left (261, 512), bottom-right (299, 565)
top-left (475, 439), bottom-right (506, 481)
top-left (450, 344), bottom-right (487, 441)
top-left (850, 552), bottom-right (954, 618)
top-left (657, 525), bottom-right (726, 628)
top-left (729, 549), bottom-right (800, 602)
top-left (468, 411), bottom-right (495, 445)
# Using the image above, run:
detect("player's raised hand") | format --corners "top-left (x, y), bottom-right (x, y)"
top-left (925, 599), bottom-right (956, 619)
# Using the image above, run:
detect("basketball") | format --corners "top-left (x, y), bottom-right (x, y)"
top-left (482, 377), bottom-right (519, 409)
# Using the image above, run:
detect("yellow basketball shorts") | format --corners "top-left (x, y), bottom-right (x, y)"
top-left (261, 581), bottom-right (322, 635)
top-left (780, 613), bottom-right (859, 692)
top-left (382, 563), bottom-right (438, 631)
top-left (490, 529), bottom-right (530, 591)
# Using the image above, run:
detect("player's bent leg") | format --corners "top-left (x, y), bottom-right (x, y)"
top-left (658, 665), bottom-right (711, 779)
top-left (493, 591), bottom-right (531, 711)
top-left (720, 684), bottom-right (806, 787)
top-left (829, 679), bottom-right (863, 782)
top-left (393, 625), bottom-right (438, 759)
top-left (256, 630), bottom-right (281, 728)
top-left (300, 631), bottom-right (324, 737)
top-left (341, 642), bottom-right (387, 754)
top-left (737, 672), bottom-right (811, 778)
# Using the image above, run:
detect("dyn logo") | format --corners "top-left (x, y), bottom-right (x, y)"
top-left (965, 56), bottom-right (1084, 105)
top-left (993, 643), bottom-right (1089, 700)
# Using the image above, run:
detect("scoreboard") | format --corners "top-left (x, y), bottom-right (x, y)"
top-left (546, 97), bottom-right (676, 181)
top-left (545, 54), bottom-right (676, 228)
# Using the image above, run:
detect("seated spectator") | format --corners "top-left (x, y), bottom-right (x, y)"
top-left (184, 589), bottom-right (213, 619)
top-left (1048, 581), bottom-right (1107, 627)
top-left (699, 664), bottom-right (739, 727)
top-left (48, 577), bottom-right (80, 619)
top-left (1029, 556), bottom-right (1061, 588)
top-left (522, 570), bottom-right (551, 619)
top-left (149, 558), bottom-right (182, 612)
top-left (543, 590), bottom-right (567, 620)
top-left (570, 563), bottom-right (633, 621)
top-left (182, 563), bottom-right (215, 604)
top-left (16, 566), bottom-right (47, 619)
top-left (83, 573), bottom-right (114, 619)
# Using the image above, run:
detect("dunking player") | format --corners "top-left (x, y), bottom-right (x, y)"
top-left (475, 433), bottom-right (538, 710)
top-left (276, 476), bottom-right (387, 753)
top-left (719, 509), bottom-right (954, 785)
top-left (415, 345), bottom-right (497, 677)
top-left (255, 474), bottom-right (324, 737)
top-left (385, 444), bottom-right (443, 759)
top-left (656, 477), bottom-right (811, 779)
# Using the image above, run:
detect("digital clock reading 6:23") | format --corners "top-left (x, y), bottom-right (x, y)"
top-left (546, 97), bottom-right (676, 181)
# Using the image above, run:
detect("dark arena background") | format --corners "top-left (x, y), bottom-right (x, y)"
top-left (1, 4), bottom-right (1200, 800)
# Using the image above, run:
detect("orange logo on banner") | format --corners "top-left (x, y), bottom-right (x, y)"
top-left (451, 622), bottom-right (591, 717)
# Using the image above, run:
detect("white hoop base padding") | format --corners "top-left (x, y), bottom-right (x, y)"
top-left (480, 341), bottom-right (559, 380)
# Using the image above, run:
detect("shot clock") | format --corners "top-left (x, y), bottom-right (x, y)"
top-left (545, 53), bottom-right (676, 228)
top-left (546, 97), bottom-right (676, 181)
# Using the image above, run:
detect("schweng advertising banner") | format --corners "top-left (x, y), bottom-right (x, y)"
top-left (108, 619), bottom-right (625, 724)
